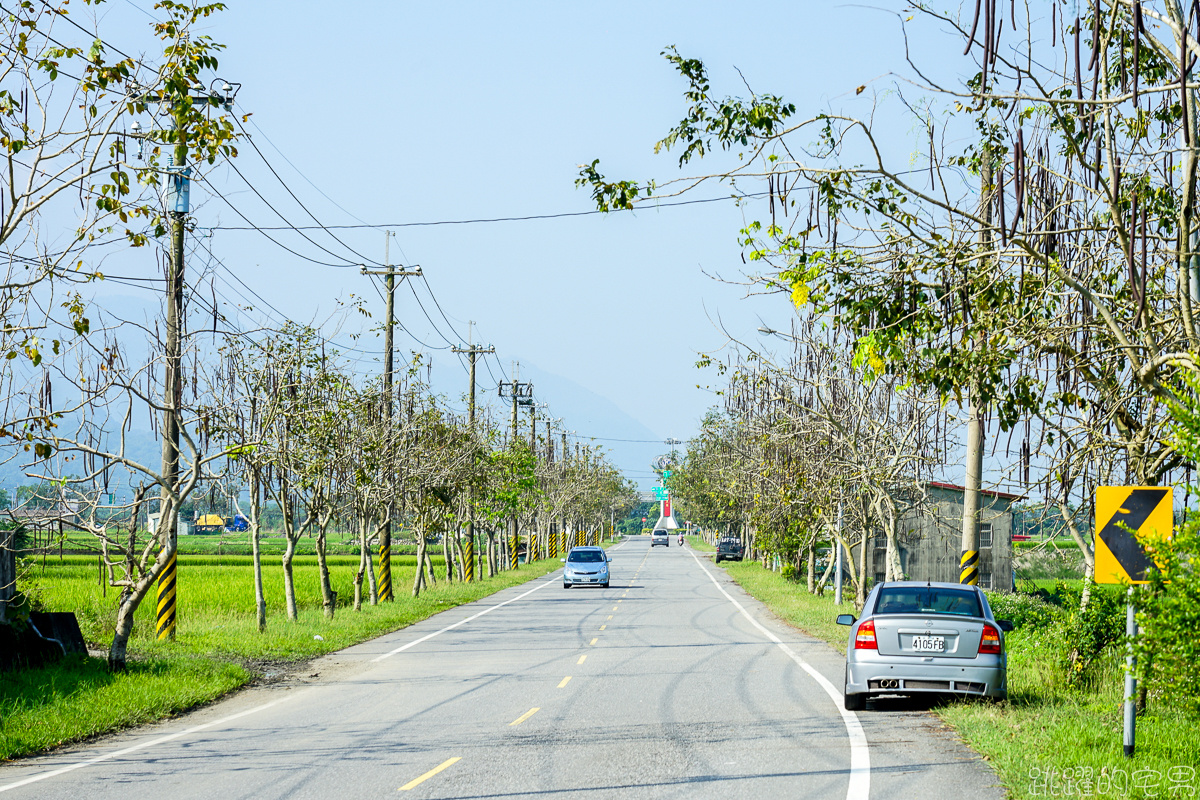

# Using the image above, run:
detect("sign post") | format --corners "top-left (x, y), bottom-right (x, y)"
top-left (1094, 485), bottom-right (1173, 759)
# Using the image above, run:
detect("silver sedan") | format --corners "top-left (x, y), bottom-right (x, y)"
top-left (837, 581), bottom-right (1013, 710)
top-left (560, 546), bottom-right (611, 588)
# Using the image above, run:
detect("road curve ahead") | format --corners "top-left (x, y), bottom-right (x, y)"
top-left (0, 536), bottom-right (1005, 799)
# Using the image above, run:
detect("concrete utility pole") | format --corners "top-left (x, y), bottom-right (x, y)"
top-left (452, 323), bottom-right (493, 582)
top-left (561, 430), bottom-right (569, 556)
top-left (361, 239), bottom-right (421, 601)
top-left (498, 364), bottom-right (533, 569)
top-left (527, 402), bottom-right (544, 561)
top-left (546, 419), bottom-right (557, 558)
top-left (960, 146), bottom-right (992, 586)
top-left (834, 500), bottom-right (844, 606)
top-left (156, 139), bottom-right (186, 643)
top-left (155, 78), bottom-right (238, 642)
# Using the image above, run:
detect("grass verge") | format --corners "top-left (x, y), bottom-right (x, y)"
top-left (0, 655), bottom-right (247, 760)
top-left (713, 559), bottom-right (1200, 800)
top-left (4, 557), bottom-right (563, 761)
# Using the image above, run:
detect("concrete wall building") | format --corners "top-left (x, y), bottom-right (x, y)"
top-left (868, 482), bottom-right (1020, 592)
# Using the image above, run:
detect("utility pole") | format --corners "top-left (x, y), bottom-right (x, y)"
top-left (499, 364), bottom-right (533, 570)
top-left (546, 419), bottom-right (557, 559)
top-left (526, 402), bottom-right (546, 562)
top-left (361, 239), bottom-right (421, 601)
top-left (452, 323), bottom-right (493, 582)
top-left (960, 145), bottom-right (992, 587)
top-left (561, 429), bottom-right (569, 556)
top-left (155, 77), bottom-right (239, 643)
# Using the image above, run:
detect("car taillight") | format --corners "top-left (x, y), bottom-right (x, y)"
top-left (978, 623), bottom-right (1002, 655)
top-left (854, 619), bottom-right (877, 650)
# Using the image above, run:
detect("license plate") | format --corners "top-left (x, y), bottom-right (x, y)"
top-left (912, 635), bottom-right (945, 652)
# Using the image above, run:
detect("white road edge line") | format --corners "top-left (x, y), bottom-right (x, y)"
top-left (372, 575), bottom-right (559, 662)
top-left (2, 570), bottom-right (568, 794)
top-left (687, 548), bottom-right (870, 800)
top-left (0, 691), bottom-right (306, 794)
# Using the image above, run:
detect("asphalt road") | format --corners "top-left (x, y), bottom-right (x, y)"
top-left (0, 536), bottom-right (1006, 799)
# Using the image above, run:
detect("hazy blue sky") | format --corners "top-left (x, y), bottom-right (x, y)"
top-left (73, 0), bottom-right (972, 487)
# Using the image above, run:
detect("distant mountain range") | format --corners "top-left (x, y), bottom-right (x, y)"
top-left (0, 292), bottom-right (668, 493)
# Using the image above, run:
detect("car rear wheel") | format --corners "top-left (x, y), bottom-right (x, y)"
top-left (844, 690), bottom-right (866, 711)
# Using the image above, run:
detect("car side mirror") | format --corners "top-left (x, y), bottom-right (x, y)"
top-left (606, 556), bottom-right (612, 562)
top-left (836, 614), bottom-right (856, 626)
top-left (997, 619), bottom-right (1014, 632)
top-left (559, 558), bottom-right (566, 563)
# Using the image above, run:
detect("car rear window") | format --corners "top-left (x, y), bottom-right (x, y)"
top-left (873, 587), bottom-right (981, 617)
top-left (568, 550), bottom-right (604, 563)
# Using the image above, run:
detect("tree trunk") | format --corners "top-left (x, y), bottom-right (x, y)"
top-left (814, 550), bottom-right (836, 596)
top-left (108, 587), bottom-right (139, 671)
top-left (883, 499), bottom-right (904, 582)
top-left (316, 523), bottom-right (334, 620)
top-left (424, 542), bottom-right (438, 587)
top-left (1058, 500), bottom-right (1096, 611)
top-left (354, 514), bottom-right (368, 612)
top-left (249, 522), bottom-right (266, 633)
top-left (443, 529), bottom-right (453, 582)
top-left (806, 545), bottom-right (816, 593)
top-left (413, 528), bottom-right (428, 597)
top-left (856, 531), bottom-right (869, 609)
top-left (367, 525), bottom-right (379, 605)
top-left (282, 534), bottom-right (299, 621)
top-left (452, 528), bottom-right (465, 581)
top-left (250, 486), bottom-right (266, 632)
top-left (487, 531), bottom-right (497, 576)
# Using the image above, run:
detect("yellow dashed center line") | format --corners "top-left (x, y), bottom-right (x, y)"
top-left (600, 624), bottom-right (606, 630)
top-left (509, 707), bottom-right (540, 726)
top-left (558, 676), bottom-right (572, 688)
top-left (399, 757), bottom-right (461, 791)
top-left (577, 654), bottom-right (587, 665)
top-left (607, 615), bottom-right (612, 620)
top-left (590, 637), bottom-right (598, 645)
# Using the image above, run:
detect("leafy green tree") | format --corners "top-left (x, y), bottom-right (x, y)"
top-left (476, 444), bottom-right (539, 576)
top-left (579, 5), bottom-right (1200, 599)
top-left (1134, 522), bottom-right (1200, 713)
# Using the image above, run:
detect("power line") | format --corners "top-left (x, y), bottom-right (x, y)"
top-left (404, 280), bottom-right (456, 349)
top-left (119, 0), bottom-right (159, 21)
top-left (222, 158), bottom-right (382, 268)
top-left (416, 274), bottom-right (469, 344)
top-left (205, 191), bottom-right (774, 232)
top-left (568, 434), bottom-right (673, 444)
top-left (363, 272), bottom-right (450, 353)
top-left (36, 0), bottom-right (135, 61)
top-left (189, 233), bottom-right (385, 361)
top-left (242, 115), bottom-right (371, 226)
top-left (231, 115), bottom-right (383, 266)
top-left (195, 175), bottom-right (362, 269)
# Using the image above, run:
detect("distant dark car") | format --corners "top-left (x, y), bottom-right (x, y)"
top-left (715, 537), bottom-right (744, 563)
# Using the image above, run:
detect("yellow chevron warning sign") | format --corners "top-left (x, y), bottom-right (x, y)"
top-left (1094, 486), bottom-right (1173, 585)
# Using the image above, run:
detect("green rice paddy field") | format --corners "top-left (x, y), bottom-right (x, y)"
top-left (4, 553), bottom-right (562, 759)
